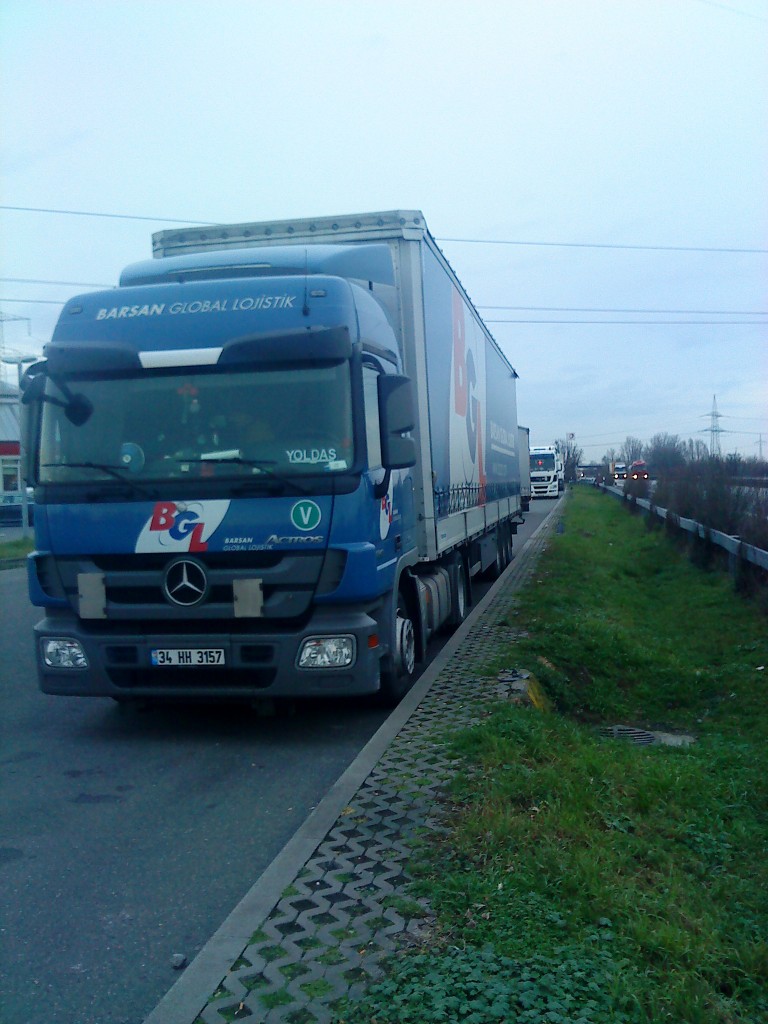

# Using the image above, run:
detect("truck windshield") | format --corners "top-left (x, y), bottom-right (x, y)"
top-left (38, 363), bottom-right (353, 484)
top-left (530, 454), bottom-right (555, 471)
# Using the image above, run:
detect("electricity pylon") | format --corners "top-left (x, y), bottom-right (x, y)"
top-left (708, 395), bottom-right (723, 457)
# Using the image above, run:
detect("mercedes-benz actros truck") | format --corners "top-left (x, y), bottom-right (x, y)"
top-left (22, 210), bottom-right (523, 705)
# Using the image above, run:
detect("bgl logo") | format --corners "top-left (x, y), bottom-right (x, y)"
top-left (135, 500), bottom-right (230, 554)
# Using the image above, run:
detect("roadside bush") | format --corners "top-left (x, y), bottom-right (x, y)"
top-left (654, 458), bottom-right (765, 548)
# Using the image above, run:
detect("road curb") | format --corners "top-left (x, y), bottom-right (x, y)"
top-left (0, 558), bottom-right (26, 571)
top-left (144, 501), bottom-right (562, 1024)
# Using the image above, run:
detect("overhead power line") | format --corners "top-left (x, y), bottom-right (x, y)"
top-left (487, 318), bottom-right (766, 325)
top-left (0, 205), bottom-right (215, 225)
top-left (1, 277), bottom-right (113, 288)
top-left (1, 206), bottom-right (764, 254)
top-left (2, 299), bottom-right (766, 322)
top-left (438, 236), bottom-right (768, 254)
top-left (4, 284), bottom-right (765, 316)
top-left (692, 0), bottom-right (768, 22)
top-left (479, 304), bottom-right (768, 315)
top-left (0, 298), bottom-right (68, 305)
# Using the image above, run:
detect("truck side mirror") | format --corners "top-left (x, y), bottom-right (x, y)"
top-left (378, 375), bottom-right (416, 469)
top-left (20, 363), bottom-right (46, 485)
top-left (21, 362), bottom-right (93, 426)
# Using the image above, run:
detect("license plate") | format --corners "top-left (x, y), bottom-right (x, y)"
top-left (151, 648), bottom-right (225, 667)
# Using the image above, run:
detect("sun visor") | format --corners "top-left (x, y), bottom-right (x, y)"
top-left (45, 341), bottom-right (142, 375)
top-left (218, 325), bottom-right (352, 365)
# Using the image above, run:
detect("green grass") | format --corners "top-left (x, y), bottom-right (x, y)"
top-left (343, 489), bottom-right (768, 1024)
top-left (0, 536), bottom-right (33, 560)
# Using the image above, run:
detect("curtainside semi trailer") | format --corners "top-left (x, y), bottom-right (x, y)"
top-left (22, 210), bottom-right (523, 705)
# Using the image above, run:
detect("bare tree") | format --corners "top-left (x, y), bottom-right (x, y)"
top-left (683, 438), bottom-right (710, 462)
top-left (620, 436), bottom-right (644, 465)
top-left (556, 437), bottom-right (584, 483)
top-left (600, 447), bottom-right (617, 475)
top-left (644, 433), bottom-right (685, 475)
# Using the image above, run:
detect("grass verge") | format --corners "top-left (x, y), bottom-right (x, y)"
top-left (344, 488), bottom-right (768, 1024)
top-left (0, 536), bottom-right (33, 562)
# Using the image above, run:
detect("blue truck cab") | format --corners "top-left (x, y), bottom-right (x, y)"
top-left (22, 211), bottom-right (522, 704)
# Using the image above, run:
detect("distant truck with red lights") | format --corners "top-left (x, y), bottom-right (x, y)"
top-left (629, 460), bottom-right (649, 480)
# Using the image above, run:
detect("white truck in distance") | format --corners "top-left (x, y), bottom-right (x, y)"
top-left (530, 444), bottom-right (564, 498)
top-left (518, 426), bottom-right (531, 512)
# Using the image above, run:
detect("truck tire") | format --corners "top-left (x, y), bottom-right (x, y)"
top-left (501, 524), bottom-right (512, 569)
top-left (485, 530), bottom-right (504, 580)
top-left (446, 554), bottom-right (469, 630)
top-left (379, 589), bottom-right (416, 705)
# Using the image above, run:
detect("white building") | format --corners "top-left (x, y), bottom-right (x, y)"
top-left (0, 381), bottom-right (22, 506)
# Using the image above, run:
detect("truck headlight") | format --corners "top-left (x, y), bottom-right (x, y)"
top-left (41, 638), bottom-right (89, 669)
top-left (297, 636), bottom-right (356, 669)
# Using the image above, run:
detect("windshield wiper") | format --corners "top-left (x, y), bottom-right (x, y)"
top-left (43, 462), bottom-right (159, 500)
top-left (171, 455), bottom-right (311, 495)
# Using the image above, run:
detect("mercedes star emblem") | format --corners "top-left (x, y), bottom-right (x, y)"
top-left (163, 558), bottom-right (208, 607)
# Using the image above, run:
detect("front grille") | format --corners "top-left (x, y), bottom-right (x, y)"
top-left (107, 583), bottom-right (237, 606)
top-left (55, 550), bottom-right (329, 621)
top-left (91, 551), bottom-right (283, 572)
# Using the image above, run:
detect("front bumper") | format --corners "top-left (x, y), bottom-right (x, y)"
top-left (531, 481), bottom-right (559, 496)
top-left (34, 609), bottom-right (382, 699)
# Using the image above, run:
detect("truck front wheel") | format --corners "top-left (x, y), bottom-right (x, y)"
top-left (379, 589), bottom-right (416, 705)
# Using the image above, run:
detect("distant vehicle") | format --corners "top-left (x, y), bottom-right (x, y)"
top-left (518, 426), bottom-right (531, 511)
top-left (577, 463), bottom-right (601, 486)
top-left (629, 460), bottom-right (649, 480)
top-left (612, 462), bottom-right (627, 481)
top-left (530, 444), bottom-right (564, 497)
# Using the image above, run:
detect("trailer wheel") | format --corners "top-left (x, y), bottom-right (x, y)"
top-left (485, 530), bottom-right (504, 580)
top-left (379, 589), bottom-right (416, 705)
top-left (446, 554), bottom-right (469, 630)
top-left (502, 524), bottom-right (513, 568)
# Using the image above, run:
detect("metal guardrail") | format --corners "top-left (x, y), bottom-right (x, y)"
top-left (602, 485), bottom-right (768, 572)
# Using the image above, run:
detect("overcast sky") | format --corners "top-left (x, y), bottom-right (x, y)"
top-left (1, 0), bottom-right (766, 459)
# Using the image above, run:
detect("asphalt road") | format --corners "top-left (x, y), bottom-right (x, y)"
top-left (0, 499), bottom-right (556, 1024)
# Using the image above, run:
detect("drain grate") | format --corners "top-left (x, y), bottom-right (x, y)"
top-left (599, 725), bottom-right (657, 745)
top-left (599, 725), bottom-right (695, 747)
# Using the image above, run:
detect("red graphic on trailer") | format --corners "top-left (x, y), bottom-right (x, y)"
top-left (451, 288), bottom-right (486, 500)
